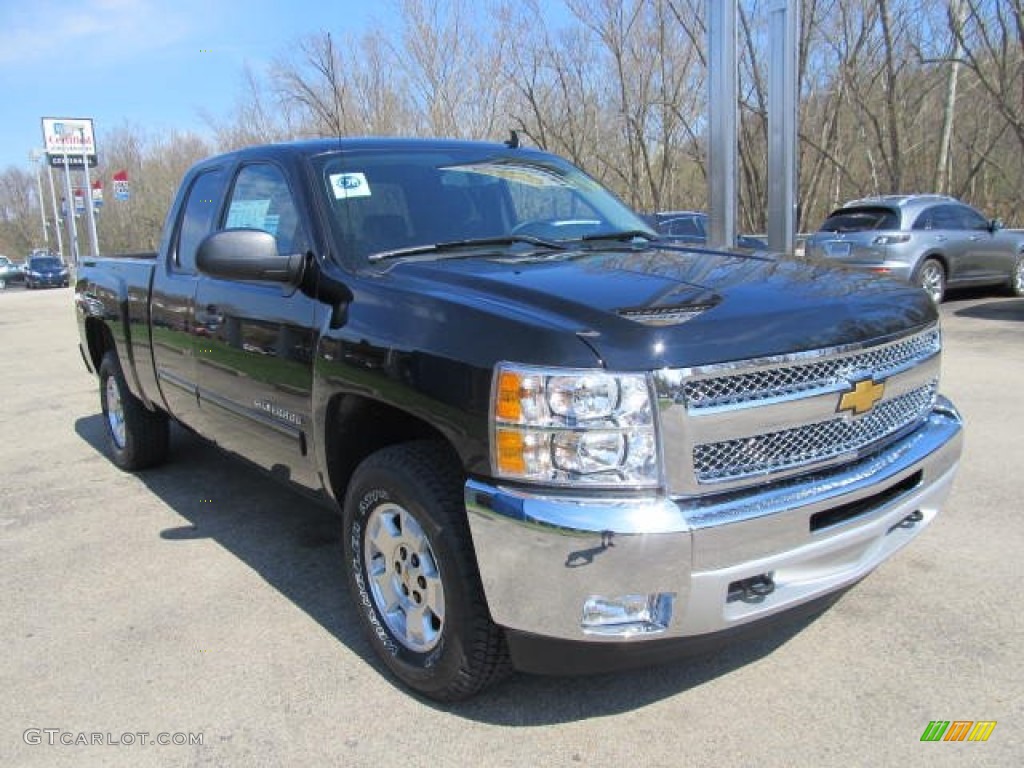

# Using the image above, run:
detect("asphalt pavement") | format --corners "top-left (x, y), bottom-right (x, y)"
top-left (1, 284), bottom-right (1020, 767)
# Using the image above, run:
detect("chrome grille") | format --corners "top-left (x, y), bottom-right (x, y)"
top-left (654, 324), bottom-right (943, 494)
top-left (684, 328), bottom-right (940, 410)
top-left (693, 380), bottom-right (938, 482)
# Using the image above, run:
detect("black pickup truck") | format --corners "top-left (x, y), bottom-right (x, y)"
top-left (76, 138), bottom-right (963, 700)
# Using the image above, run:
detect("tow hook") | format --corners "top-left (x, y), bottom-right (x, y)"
top-left (889, 509), bottom-right (924, 533)
top-left (727, 573), bottom-right (776, 604)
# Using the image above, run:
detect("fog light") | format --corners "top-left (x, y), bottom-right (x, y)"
top-left (581, 593), bottom-right (674, 637)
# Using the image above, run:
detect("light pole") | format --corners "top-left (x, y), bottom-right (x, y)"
top-left (46, 163), bottom-right (64, 258)
top-left (28, 149), bottom-right (49, 248)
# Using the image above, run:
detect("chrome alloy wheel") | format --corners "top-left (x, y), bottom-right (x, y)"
top-left (1013, 256), bottom-right (1024, 295)
top-left (918, 261), bottom-right (945, 304)
top-left (364, 502), bottom-right (445, 653)
top-left (105, 375), bottom-right (127, 449)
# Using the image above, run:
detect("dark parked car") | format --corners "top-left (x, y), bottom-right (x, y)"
top-left (25, 254), bottom-right (70, 289)
top-left (0, 255), bottom-right (25, 289)
top-left (805, 194), bottom-right (1024, 303)
top-left (650, 210), bottom-right (768, 250)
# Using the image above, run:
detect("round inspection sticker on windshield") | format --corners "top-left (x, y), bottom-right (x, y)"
top-left (330, 172), bottom-right (371, 199)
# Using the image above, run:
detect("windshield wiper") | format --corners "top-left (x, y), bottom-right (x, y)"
top-left (579, 229), bottom-right (658, 243)
top-left (368, 235), bottom-right (567, 262)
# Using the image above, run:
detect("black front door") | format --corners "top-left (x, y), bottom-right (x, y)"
top-left (193, 162), bottom-right (320, 489)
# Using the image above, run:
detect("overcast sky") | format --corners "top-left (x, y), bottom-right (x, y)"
top-left (0, 0), bottom-right (390, 171)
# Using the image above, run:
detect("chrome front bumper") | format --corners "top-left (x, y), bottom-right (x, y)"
top-left (465, 398), bottom-right (962, 643)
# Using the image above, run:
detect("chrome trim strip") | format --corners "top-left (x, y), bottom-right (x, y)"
top-left (197, 387), bottom-right (304, 441)
top-left (156, 367), bottom-right (195, 395)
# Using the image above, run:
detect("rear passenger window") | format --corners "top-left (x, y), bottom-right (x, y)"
top-left (929, 206), bottom-right (962, 230)
top-left (912, 210), bottom-right (933, 230)
top-left (957, 206), bottom-right (989, 231)
top-left (173, 169), bottom-right (226, 273)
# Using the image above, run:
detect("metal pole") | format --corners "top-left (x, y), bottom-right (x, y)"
top-left (62, 156), bottom-right (80, 263)
top-left (767, 0), bottom-right (800, 253)
top-left (29, 150), bottom-right (49, 246)
top-left (707, 0), bottom-right (738, 249)
top-left (81, 155), bottom-right (100, 257)
top-left (47, 165), bottom-right (64, 258)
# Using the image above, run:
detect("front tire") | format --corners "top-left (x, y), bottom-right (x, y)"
top-left (98, 351), bottom-right (169, 470)
top-left (343, 441), bottom-right (510, 701)
top-left (1006, 254), bottom-right (1024, 297)
top-left (915, 258), bottom-right (946, 304)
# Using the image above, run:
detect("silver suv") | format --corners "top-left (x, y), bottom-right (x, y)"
top-left (806, 195), bottom-right (1024, 303)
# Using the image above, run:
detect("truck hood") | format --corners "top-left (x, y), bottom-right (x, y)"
top-left (384, 245), bottom-right (936, 370)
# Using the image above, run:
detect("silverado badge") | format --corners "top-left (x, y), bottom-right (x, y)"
top-left (838, 378), bottom-right (885, 416)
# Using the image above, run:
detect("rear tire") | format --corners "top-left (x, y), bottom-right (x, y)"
top-left (98, 351), bottom-right (170, 470)
top-left (915, 258), bottom-right (945, 304)
top-left (343, 441), bottom-right (511, 701)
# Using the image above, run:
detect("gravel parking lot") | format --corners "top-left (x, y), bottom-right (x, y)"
top-left (1, 284), bottom-right (1021, 767)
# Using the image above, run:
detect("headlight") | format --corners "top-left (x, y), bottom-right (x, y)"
top-left (491, 363), bottom-right (660, 487)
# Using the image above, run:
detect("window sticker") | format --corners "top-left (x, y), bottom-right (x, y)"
top-left (262, 214), bottom-right (280, 236)
top-left (330, 172), bottom-right (371, 199)
top-left (226, 199), bottom-right (271, 229)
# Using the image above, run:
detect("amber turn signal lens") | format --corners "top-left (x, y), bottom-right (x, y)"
top-left (495, 371), bottom-right (523, 421)
top-left (495, 429), bottom-right (526, 474)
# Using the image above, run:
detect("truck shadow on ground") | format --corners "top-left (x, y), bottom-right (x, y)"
top-left (75, 413), bottom-right (839, 725)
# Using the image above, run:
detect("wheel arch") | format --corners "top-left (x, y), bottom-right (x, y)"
top-left (916, 251), bottom-right (949, 277)
top-left (323, 393), bottom-right (464, 510)
top-left (84, 317), bottom-right (117, 374)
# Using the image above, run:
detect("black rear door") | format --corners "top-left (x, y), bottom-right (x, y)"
top-left (151, 167), bottom-right (227, 426)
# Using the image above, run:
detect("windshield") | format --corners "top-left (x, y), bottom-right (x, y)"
top-left (312, 147), bottom-right (654, 263)
top-left (30, 257), bottom-right (63, 270)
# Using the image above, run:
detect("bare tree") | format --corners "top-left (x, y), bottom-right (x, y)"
top-left (0, 167), bottom-right (40, 257)
top-left (272, 33), bottom-right (349, 136)
top-left (393, 0), bottom-right (511, 139)
top-left (94, 127), bottom-right (212, 253)
top-left (949, 0), bottom-right (1024, 155)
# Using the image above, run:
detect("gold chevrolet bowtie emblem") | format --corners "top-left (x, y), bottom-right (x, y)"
top-left (838, 378), bottom-right (885, 416)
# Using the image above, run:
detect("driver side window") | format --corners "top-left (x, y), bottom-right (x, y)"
top-left (223, 164), bottom-right (306, 255)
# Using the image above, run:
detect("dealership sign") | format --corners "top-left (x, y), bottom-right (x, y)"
top-left (48, 154), bottom-right (97, 168)
top-left (42, 117), bottom-right (96, 155)
top-left (42, 117), bottom-right (98, 166)
top-left (113, 170), bottom-right (130, 201)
